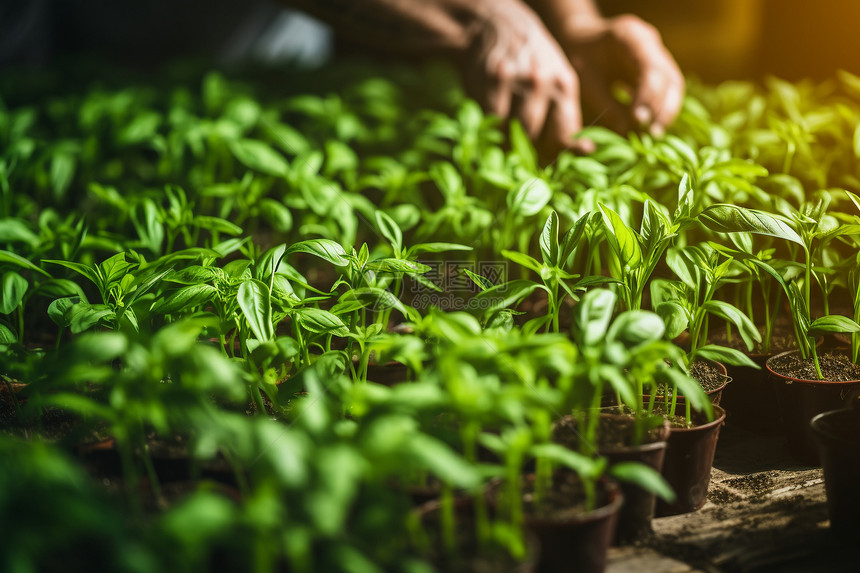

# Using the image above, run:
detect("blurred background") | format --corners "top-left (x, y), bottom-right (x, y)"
top-left (599, 0), bottom-right (860, 82)
top-left (2, 0), bottom-right (860, 83)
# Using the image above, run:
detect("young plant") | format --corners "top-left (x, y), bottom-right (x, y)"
top-left (599, 174), bottom-right (698, 311)
top-left (653, 242), bottom-right (762, 370)
top-left (700, 200), bottom-right (860, 378)
top-left (472, 210), bottom-right (611, 334)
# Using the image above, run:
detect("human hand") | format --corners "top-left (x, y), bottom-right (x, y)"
top-left (459, 0), bottom-right (584, 156)
top-left (558, 14), bottom-right (685, 137)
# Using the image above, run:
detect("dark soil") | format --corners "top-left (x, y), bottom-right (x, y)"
top-left (689, 361), bottom-right (729, 393)
top-left (521, 469), bottom-right (604, 519)
top-left (768, 350), bottom-right (860, 381)
top-left (553, 413), bottom-right (667, 452)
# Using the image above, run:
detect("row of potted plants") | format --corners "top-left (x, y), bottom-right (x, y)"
top-left (3, 58), bottom-right (860, 571)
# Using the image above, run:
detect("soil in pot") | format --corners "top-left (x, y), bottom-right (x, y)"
top-left (519, 471), bottom-right (622, 573)
top-left (767, 349), bottom-right (860, 464)
top-left (553, 414), bottom-right (669, 545)
top-left (654, 360), bottom-right (729, 405)
top-left (652, 400), bottom-right (726, 516)
top-left (414, 496), bottom-right (539, 573)
top-left (810, 398), bottom-right (860, 534)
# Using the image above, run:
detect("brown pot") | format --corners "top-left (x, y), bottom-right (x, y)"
top-left (767, 349), bottom-right (860, 464)
top-left (551, 413), bottom-right (669, 545)
top-left (522, 473), bottom-right (623, 573)
top-left (655, 401), bottom-right (726, 516)
top-left (720, 351), bottom-right (780, 433)
top-left (415, 496), bottom-right (540, 573)
top-left (810, 397), bottom-right (860, 535)
top-left (602, 420), bottom-right (670, 545)
top-left (717, 327), bottom-right (808, 434)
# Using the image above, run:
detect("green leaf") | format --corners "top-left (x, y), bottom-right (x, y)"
top-left (540, 211), bottom-right (560, 267)
top-left (1, 271), bottom-right (28, 314)
top-left (600, 203), bottom-right (642, 270)
top-left (576, 289), bottom-right (617, 347)
top-left (702, 300), bottom-right (761, 351)
top-left (609, 462), bottom-right (676, 502)
top-left (48, 296), bottom-right (79, 327)
top-left (507, 178), bottom-right (552, 218)
top-left (655, 302), bottom-right (688, 340)
top-left (338, 287), bottom-right (412, 319)
top-left (259, 198), bottom-right (293, 232)
top-left (293, 308), bottom-right (348, 337)
top-left (0, 322), bottom-right (15, 343)
top-left (464, 269), bottom-right (494, 291)
top-left (228, 138), bottom-right (289, 177)
top-left (43, 259), bottom-right (99, 286)
top-left (68, 303), bottom-right (115, 333)
top-left (692, 345), bottom-right (760, 369)
top-left (0, 218), bottom-right (38, 246)
top-left (3, 250), bottom-right (50, 276)
top-left (194, 216), bottom-right (243, 236)
top-left (410, 434), bottom-right (481, 489)
top-left (699, 204), bottom-right (803, 246)
top-left (607, 310), bottom-right (665, 347)
top-left (238, 279), bottom-right (274, 342)
top-left (474, 280), bottom-right (546, 312)
top-left (559, 212), bottom-right (591, 264)
top-left (364, 258), bottom-right (431, 274)
top-left (510, 119), bottom-right (538, 173)
top-left (405, 242), bottom-right (472, 256)
top-left (285, 239), bottom-right (349, 267)
top-left (501, 250), bottom-right (543, 275)
top-left (665, 248), bottom-right (696, 289)
top-left (807, 315), bottom-right (860, 337)
top-left (530, 443), bottom-right (605, 479)
top-left (150, 283), bottom-right (217, 315)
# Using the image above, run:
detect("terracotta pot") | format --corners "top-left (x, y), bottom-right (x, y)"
top-left (523, 474), bottom-right (622, 573)
top-left (767, 349), bottom-right (860, 464)
top-left (415, 496), bottom-right (539, 573)
top-left (810, 397), bottom-right (860, 534)
top-left (656, 401), bottom-right (726, 516)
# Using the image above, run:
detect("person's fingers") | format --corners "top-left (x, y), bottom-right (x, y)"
top-left (485, 58), bottom-right (514, 120)
top-left (609, 15), bottom-right (685, 134)
top-left (537, 75), bottom-right (584, 156)
top-left (515, 77), bottom-right (551, 140)
top-left (649, 67), bottom-right (685, 135)
top-left (578, 73), bottom-right (630, 135)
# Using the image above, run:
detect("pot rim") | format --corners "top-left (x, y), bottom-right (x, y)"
top-left (666, 404), bottom-right (727, 434)
top-left (766, 349), bottom-right (860, 385)
top-left (641, 397), bottom-right (727, 432)
top-left (523, 476), bottom-right (624, 526)
top-left (810, 408), bottom-right (860, 446)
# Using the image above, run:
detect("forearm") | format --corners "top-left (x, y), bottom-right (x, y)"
top-left (280, 0), bottom-right (488, 55)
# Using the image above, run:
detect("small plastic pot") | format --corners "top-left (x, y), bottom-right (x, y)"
top-left (655, 401), bottom-right (727, 516)
top-left (415, 496), bottom-right (540, 573)
top-left (523, 474), bottom-right (623, 573)
top-left (810, 396), bottom-right (860, 534)
top-left (767, 349), bottom-right (860, 464)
